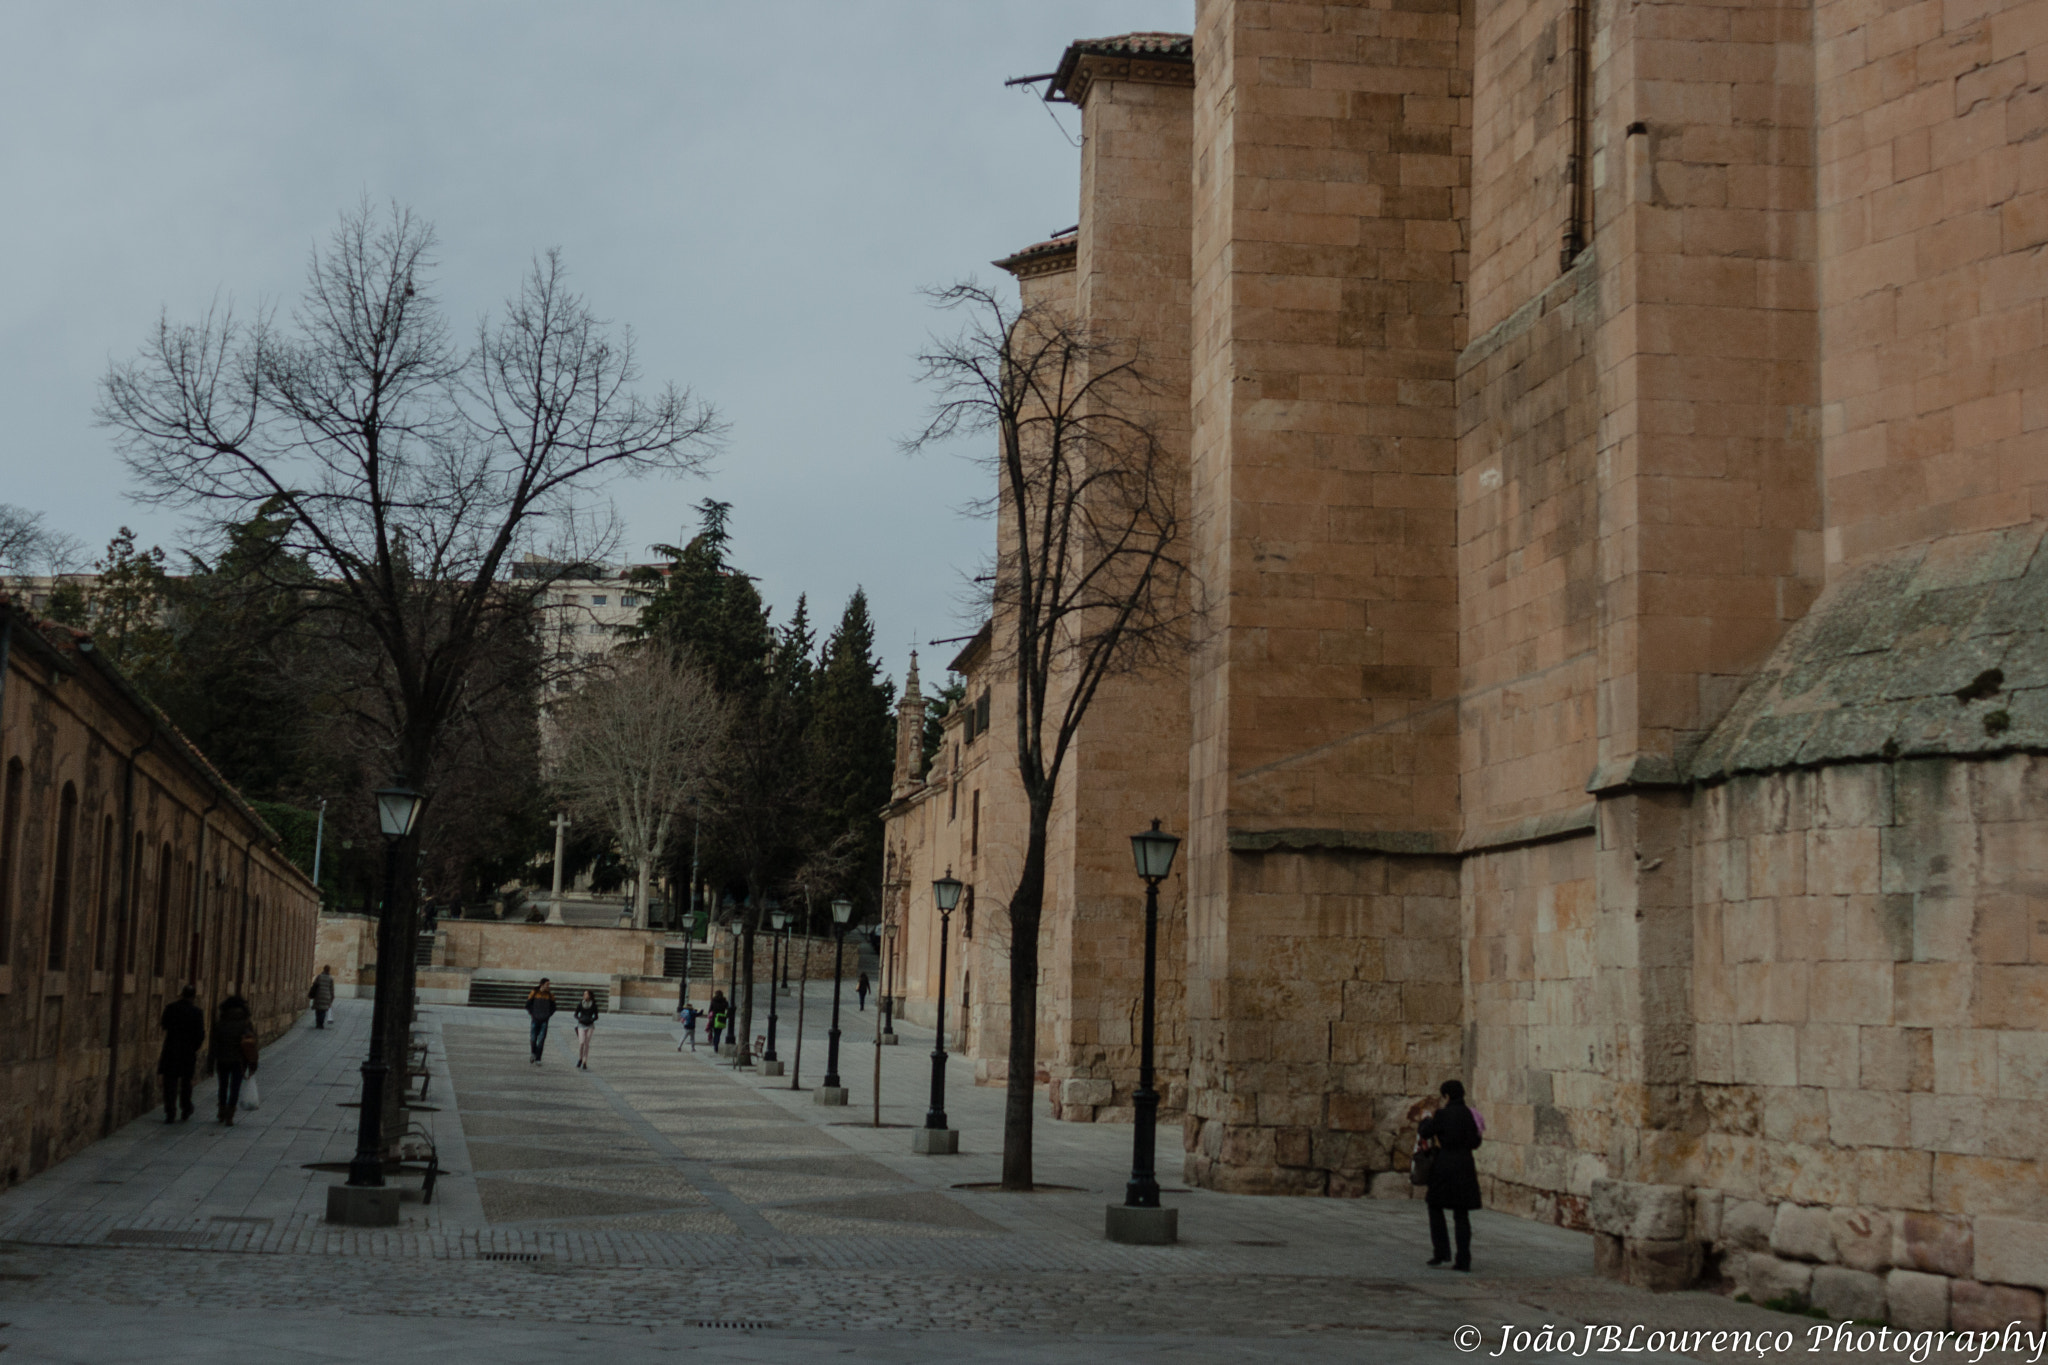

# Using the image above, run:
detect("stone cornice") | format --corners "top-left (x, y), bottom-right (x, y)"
top-left (993, 237), bottom-right (1077, 279)
top-left (1050, 33), bottom-right (1194, 106)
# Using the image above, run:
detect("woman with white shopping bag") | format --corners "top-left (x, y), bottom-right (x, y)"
top-left (208, 995), bottom-right (258, 1126)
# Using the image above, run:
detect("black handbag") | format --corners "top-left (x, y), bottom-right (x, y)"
top-left (1409, 1142), bottom-right (1436, 1186)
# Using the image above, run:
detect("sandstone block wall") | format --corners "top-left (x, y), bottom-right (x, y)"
top-left (1, 603), bottom-right (316, 1190)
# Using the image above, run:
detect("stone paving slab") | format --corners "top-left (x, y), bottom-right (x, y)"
top-left (6, 994), bottom-right (2002, 1362)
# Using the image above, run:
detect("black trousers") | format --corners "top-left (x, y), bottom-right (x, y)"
top-left (1428, 1202), bottom-right (1472, 1268)
top-left (161, 1070), bottom-right (194, 1118)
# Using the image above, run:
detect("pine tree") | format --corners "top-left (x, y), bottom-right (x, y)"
top-left (810, 589), bottom-right (896, 910)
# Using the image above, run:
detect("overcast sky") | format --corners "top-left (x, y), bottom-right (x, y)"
top-left (1, 0), bottom-right (1190, 691)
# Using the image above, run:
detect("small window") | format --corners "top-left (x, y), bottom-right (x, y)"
top-left (592, 594), bottom-right (608, 606)
top-left (971, 791), bottom-right (980, 856)
top-left (0, 759), bottom-right (22, 966)
top-left (963, 885), bottom-right (974, 939)
top-left (560, 594), bottom-right (580, 606)
top-left (49, 782), bottom-right (78, 971)
top-left (94, 816), bottom-right (115, 973)
top-left (622, 593), bottom-right (639, 607)
top-left (976, 692), bottom-right (991, 736)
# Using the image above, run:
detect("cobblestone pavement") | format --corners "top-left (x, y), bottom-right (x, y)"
top-left (0, 995), bottom-right (2009, 1362)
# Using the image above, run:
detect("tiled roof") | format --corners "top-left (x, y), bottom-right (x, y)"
top-left (1051, 32), bottom-right (1194, 103)
top-left (993, 233), bottom-right (1078, 278)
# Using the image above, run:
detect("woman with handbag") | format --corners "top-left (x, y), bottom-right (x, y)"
top-left (1417, 1079), bottom-right (1482, 1270)
top-left (208, 995), bottom-right (258, 1126)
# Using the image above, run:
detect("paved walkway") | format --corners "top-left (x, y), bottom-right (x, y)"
top-left (0, 988), bottom-right (1982, 1362)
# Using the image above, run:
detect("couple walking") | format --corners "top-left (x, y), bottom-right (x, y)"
top-left (155, 987), bottom-right (261, 1126)
top-left (525, 979), bottom-right (600, 1068)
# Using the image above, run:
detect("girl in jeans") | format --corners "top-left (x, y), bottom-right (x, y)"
top-left (209, 995), bottom-right (257, 1125)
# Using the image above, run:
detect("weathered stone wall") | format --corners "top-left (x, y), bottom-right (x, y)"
top-left (0, 604), bottom-right (317, 1190)
top-left (1814, 0), bottom-right (2048, 569)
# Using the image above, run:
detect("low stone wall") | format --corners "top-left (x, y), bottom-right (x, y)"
top-left (1586, 1180), bottom-right (2047, 1329)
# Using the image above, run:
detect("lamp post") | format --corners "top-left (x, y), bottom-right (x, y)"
top-left (328, 777), bottom-right (422, 1227)
top-left (724, 911), bottom-right (743, 1058)
top-left (767, 895), bottom-right (785, 993)
top-left (816, 897), bottom-right (853, 1104)
top-left (762, 905), bottom-right (789, 1075)
top-left (1106, 819), bottom-right (1181, 1245)
top-left (914, 871), bottom-right (962, 1154)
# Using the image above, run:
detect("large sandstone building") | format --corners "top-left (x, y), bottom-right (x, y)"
top-left (886, 0), bottom-right (2048, 1318)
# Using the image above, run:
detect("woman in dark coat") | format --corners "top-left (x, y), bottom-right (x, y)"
top-left (208, 995), bottom-right (257, 1126)
top-left (1417, 1078), bottom-right (1482, 1270)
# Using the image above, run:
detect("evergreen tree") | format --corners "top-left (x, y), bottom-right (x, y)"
top-left (811, 589), bottom-right (896, 910)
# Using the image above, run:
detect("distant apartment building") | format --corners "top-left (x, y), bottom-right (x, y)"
top-left (512, 555), bottom-right (663, 688)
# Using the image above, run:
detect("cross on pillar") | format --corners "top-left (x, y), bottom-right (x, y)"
top-left (547, 812), bottom-right (571, 924)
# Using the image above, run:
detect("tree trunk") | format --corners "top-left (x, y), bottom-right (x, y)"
top-left (633, 855), bottom-right (652, 929)
top-left (1001, 804), bottom-right (1051, 1191)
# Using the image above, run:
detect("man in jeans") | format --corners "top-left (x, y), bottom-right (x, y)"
top-left (525, 979), bottom-right (558, 1064)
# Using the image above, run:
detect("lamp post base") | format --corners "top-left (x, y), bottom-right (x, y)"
top-left (760, 1059), bottom-right (785, 1077)
top-left (880, 1032), bottom-right (899, 1046)
top-left (812, 1085), bottom-right (848, 1106)
top-left (326, 1184), bottom-right (401, 1227)
top-left (718, 1042), bottom-right (737, 1057)
top-left (1105, 1204), bottom-right (1177, 1245)
top-left (911, 1127), bottom-right (958, 1154)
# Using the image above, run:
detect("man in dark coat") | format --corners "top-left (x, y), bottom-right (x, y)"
top-left (525, 980), bottom-right (558, 1064)
top-left (1417, 1078), bottom-right (1482, 1271)
top-left (157, 986), bottom-right (206, 1123)
top-left (707, 990), bottom-right (730, 1051)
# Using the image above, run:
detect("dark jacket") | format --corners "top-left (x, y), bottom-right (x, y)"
top-left (310, 972), bottom-right (336, 1009)
top-left (525, 988), bottom-right (557, 1021)
top-left (708, 992), bottom-right (729, 1025)
top-left (157, 999), bottom-right (206, 1075)
top-left (1418, 1101), bottom-right (1483, 1210)
top-left (209, 1000), bottom-right (256, 1074)
top-left (573, 1000), bottom-right (599, 1028)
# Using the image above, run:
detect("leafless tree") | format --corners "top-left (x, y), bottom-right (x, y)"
top-left (553, 651), bottom-right (730, 928)
top-left (98, 199), bottom-right (721, 1135)
top-left (0, 504), bottom-right (83, 586)
top-left (906, 282), bottom-right (1191, 1191)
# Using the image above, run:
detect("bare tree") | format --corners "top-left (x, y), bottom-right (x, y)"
top-left (0, 504), bottom-right (83, 586)
top-left (98, 199), bottom-right (721, 1136)
top-left (906, 282), bottom-right (1190, 1191)
top-left (553, 651), bottom-right (730, 927)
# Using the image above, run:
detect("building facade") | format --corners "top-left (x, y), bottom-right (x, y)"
top-left (886, 1), bottom-right (2048, 1313)
top-left (0, 599), bottom-right (319, 1188)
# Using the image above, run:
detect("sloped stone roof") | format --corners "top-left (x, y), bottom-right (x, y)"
top-left (993, 233), bottom-right (1077, 278)
top-left (1689, 525), bottom-right (2048, 780)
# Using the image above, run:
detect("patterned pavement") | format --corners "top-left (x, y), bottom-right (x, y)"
top-left (0, 993), bottom-right (1894, 1363)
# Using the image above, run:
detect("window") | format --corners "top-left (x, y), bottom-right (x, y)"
top-left (622, 593), bottom-right (639, 607)
top-left (153, 842), bottom-right (173, 978)
top-left (184, 859), bottom-right (201, 983)
top-left (48, 783), bottom-right (78, 971)
top-left (976, 692), bottom-right (991, 736)
top-left (0, 759), bottom-right (21, 966)
top-left (560, 594), bottom-right (580, 606)
top-left (971, 790), bottom-right (980, 857)
top-left (93, 815), bottom-right (115, 974)
top-left (126, 832), bottom-right (143, 974)
top-left (592, 594), bottom-right (608, 606)
top-left (963, 884), bottom-right (975, 939)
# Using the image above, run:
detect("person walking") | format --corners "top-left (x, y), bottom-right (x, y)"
top-left (525, 979), bottom-right (558, 1064)
top-left (678, 1002), bottom-right (699, 1051)
top-left (157, 985), bottom-right (206, 1123)
top-left (707, 989), bottom-right (729, 1051)
top-left (309, 965), bottom-right (336, 1029)
top-left (1417, 1079), bottom-right (1483, 1271)
top-left (572, 990), bottom-right (600, 1070)
top-left (209, 995), bottom-right (257, 1126)
top-left (856, 971), bottom-right (871, 1012)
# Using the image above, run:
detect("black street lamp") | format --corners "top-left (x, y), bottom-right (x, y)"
top-left (916, 871), bottom-right (962, 1150)
top-left (344, 777), bottom-right (423, 1197)
top-left (1108, 819), bottom-right (1181, 1244)
top-left (819, 897), bottom-right (853, 1101)
top-left (763, 904), bottom-right (788, 1069)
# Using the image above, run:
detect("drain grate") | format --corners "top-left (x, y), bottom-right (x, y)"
top-left (477, 1252), bottom-right (545, 1262)
top-left (208, 1216), bottom-right (272, 1225)
top-left (695, 1320), bottom-right (772, 1331)
top-left (769, 1256), bottom-right (806, 1267)
top-left (106, 1229), bottom-right (217, 1246)
top-left (1234, 1240), bottom-right (1286, 1247)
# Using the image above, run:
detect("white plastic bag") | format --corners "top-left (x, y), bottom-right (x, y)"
top-left (239, 1075), bottom-right (261, 1111)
